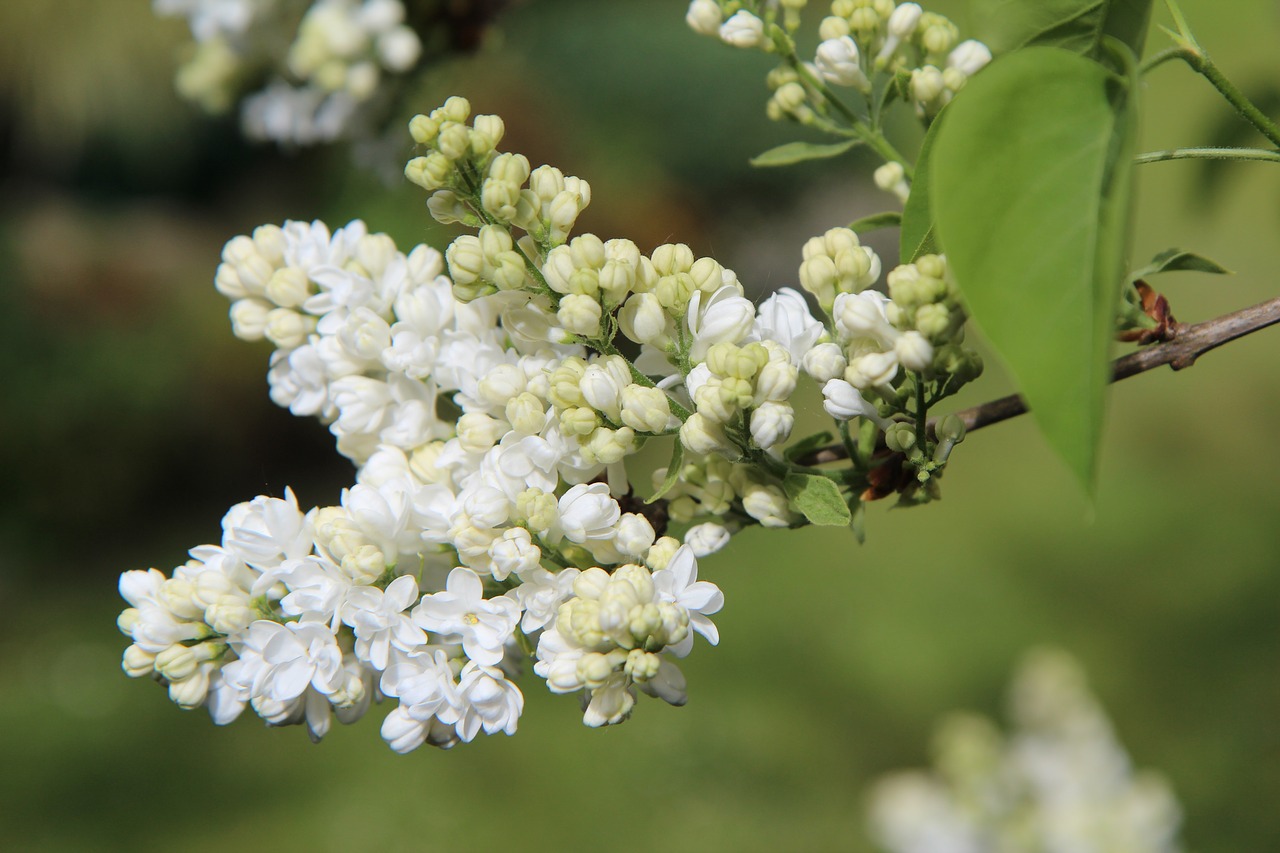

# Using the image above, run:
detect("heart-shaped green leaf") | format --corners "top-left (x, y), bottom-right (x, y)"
top-left (931, 44), bottom-right (1139, 492)
top-left (974, 0), bottom-right (1153, 58)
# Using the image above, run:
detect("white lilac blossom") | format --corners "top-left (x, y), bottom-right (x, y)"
top-left (869, 650), bottom-right (1184, 853)
top-left (155, 0), bottom-right (424, 144)
top-left (117, 95), bottom-right (984, 752)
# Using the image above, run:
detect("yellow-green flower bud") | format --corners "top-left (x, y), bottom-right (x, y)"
top-left (470, 114), bottom-right (505, 154)
top-left (625, 649), bottom-right (662, 682)
top-left (689, 256), bottom-right (724, 294)
top-left (560, 406), bottom-right (600, 436)
top-left (446, 235), bottom-right (484, 285)
top-left (436, 122), bottom-right (471, 161)
top-left (265, 266), bottom-right (311, 309)
top-left (645, 536), bottom-right (682, 571)
top-left (655, 273), bottom-right (696, 314)
top-left (584, 426), bottom-right (637, 464)
top-left (680, 413), bottom-right (731, 456)
top-left (620, 385), bottom-right (676, 433)
top-left (818, 15), bottom-right (851, 40)
top-left (651, 243), bottom-right (694, 277)
top-left (518, 488), bottom-right (559, 533)
top-left (427, 190), bottom-right (470, 225)
top-left (915, 302), bottom-right (952, 340)
top-left (885, 422), bottom-right (917, 454)
top-left (695, 378), bottom-right (737, 424)
top-left (438, 95), bottom-right (471, 123)
top-left (506, 392), bottom-right (546, 435)
top-left (557, 293), bottom-right (603, 336)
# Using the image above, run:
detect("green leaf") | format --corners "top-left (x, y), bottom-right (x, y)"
top-left (899, 110), bottom-right (945, 263)
top-left (646, 439), bottom-right (684, 504)
top-left (849, 500), bottom-right (867, 544)
top-left (847, 211), bottom-right (902, 234)
top-left (783, 474), bottom-right (852, 526)
top-left (974, 0), bottom-right (1153, 58)
top-left (784, 431), bottom-right (835, 463)
top-left (1129, 248), bottom-right (1233, 280)
top-left (749, 139), bottom-right (861, 167)
top-left (931, 44), bottom-right (1139, 492)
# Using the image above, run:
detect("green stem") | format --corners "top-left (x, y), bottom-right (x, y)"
top-left (913, 376), bottom-right (929, 452)
top-left (772, 27), bottom-right (915, 179)
top-left (1151, 9), bottom-right (1280, 150)
top-left (1138, 45), bottom-right (1185, 75)
top-left (1134, 146), bottom-right (1280, 165)
top-left (1186, 51), bottom-right (1280, 149)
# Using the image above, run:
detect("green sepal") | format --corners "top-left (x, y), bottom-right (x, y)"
top-left (647, 439), bottom-right (685, 504)
top-left (847, 211), bottom-right (903, 234)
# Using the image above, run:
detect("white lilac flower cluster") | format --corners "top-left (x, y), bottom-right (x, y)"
top-left (686, 1), bottom-right (991, 196)
top-left (117, 95), bottom-right (982, 750)
top-left (155, 0), bottom-right (422, 144)
top-left (869, 650), bottom-right (1184, 853)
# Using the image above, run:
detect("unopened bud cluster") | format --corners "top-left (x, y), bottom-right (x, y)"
top-left (685, 0), bottom-right (991, 186)
top-left (155, 0), bottom-right (423, 145)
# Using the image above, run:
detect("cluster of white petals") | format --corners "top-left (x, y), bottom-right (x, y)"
top-left (155, 0), bottom-right (423, 144)
top-left (118, 91), bottom-right (984, 751)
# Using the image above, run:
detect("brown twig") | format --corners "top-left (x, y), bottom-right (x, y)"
top-left (797, 295), bottom-right (1280, 466)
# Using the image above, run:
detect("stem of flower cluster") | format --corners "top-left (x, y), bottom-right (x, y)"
top-left (1134, 146), bottom-right (1280, 165)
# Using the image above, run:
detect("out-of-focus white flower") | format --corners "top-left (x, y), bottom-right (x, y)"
top-left (719, 10), bottom-right (764, 48)
top-left (684, 522), bottom-right (731, 557)
top-left (685, 0), bottom-right (723, 36)
top-left (869, 649), bottom-right (1184, 853)
top-left (816, 36), bottom-right (871, 90)
top-left (948, 40), bottom-right (992, 76)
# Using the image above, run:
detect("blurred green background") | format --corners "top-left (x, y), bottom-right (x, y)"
top-left (1, 1), bottom-right (1277, 850)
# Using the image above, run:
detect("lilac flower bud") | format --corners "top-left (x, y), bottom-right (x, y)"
top-left (686, 0), bottom-right (723, 37)
top-left (719, 10), bottom-right (764, 48)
